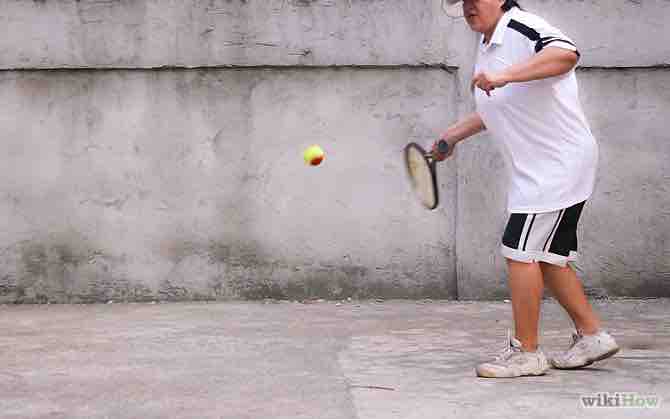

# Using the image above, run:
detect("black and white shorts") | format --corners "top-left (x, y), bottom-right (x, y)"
top-left (501, 201), bottom-right (586, 267)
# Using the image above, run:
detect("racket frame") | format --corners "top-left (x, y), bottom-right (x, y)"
top-left (404, 142), bottom-right (440, 210)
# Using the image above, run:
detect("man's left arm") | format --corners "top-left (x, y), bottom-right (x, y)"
top-left (472, 47), bottom-right (579, 96)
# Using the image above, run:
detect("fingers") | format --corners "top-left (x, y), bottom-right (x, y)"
top-left (471, 73), bottom-right (487, 94)
top-left (431, 142), bottom-right (442, 160)
top-left (472, 72), bottom-right (494, 96)
top-left (431, 141), bottom-right (444, 161)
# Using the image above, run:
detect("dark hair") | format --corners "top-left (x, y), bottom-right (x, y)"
top-left (502, 0), bottom-right (522, 11)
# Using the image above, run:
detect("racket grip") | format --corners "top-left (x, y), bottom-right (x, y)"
top-left (437, 139), bottom-right (450, 155)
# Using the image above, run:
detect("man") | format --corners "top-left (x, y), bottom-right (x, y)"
top-left (436, 0), bottom-right (619, 378)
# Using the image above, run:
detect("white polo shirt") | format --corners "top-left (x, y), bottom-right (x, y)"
top-left (474, 7), bottom-right (598, 214)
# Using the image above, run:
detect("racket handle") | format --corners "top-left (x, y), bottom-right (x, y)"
top-left (427, 139), bottom-right (451, 159)
top-left (437, 139), bottom-right (450, 155)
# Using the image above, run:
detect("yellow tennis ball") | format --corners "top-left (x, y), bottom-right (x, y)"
top-left (303, 145), bottom-right (325, 166)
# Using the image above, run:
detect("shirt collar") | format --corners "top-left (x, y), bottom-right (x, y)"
top-left (481, 8), bottom-right (515, 51)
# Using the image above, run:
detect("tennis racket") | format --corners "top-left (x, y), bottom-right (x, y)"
top-left (404, 140), bottom-right (450, 210)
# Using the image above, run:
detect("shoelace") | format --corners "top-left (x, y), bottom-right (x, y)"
top-left (494, 329), bottom-right (521, 362)
top-left (568, 330), bottom-right (584, 349)
top-left (558, 331), bottom-right (589, 363)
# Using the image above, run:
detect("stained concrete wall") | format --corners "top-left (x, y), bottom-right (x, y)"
top-left (0, 68), bottom-right (458, 303)
top-left (0, 0), bottom-right (668, 302)
top-left (3, 0), bottom-right (669, 69)
top-left (0, 0), bottom-right (470, 68)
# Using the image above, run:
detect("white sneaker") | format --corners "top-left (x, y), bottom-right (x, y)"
top-left (476, 331), bottom-right (550, 378)
top-left (550, 330), bottom-right (620, 369)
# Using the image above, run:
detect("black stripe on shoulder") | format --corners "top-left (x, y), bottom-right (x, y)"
top-left (508, 20), bottom-right (581, 57)
top-left (536, 36), bottom-right (578, 54)
top-left (507, 19), bottom-right (540, 41)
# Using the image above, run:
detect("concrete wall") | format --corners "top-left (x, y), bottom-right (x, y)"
top-left (0, 0), bottom-right (668, 302)
top-left (0, 68), bottom-right (458, 303)
top-left (0, 0), bottom-right (470, 68)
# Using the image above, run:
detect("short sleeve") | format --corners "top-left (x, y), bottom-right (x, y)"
top-left (535, 25), bottom-right (580, 57)
top-left (507, 17), bottom-right (580, 58)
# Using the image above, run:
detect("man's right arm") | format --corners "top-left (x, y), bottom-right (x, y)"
top-left (433, 112), bottom-right (486, 160)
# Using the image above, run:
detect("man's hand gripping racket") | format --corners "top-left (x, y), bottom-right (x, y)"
top-left (404, 139), bottom-right (452, 210)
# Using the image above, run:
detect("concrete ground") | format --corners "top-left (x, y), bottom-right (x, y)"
top-left (1, 298), bottom-right (668, 419)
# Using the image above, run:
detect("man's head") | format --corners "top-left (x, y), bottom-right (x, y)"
top-left (445, 0), bottom-right (521, 37)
